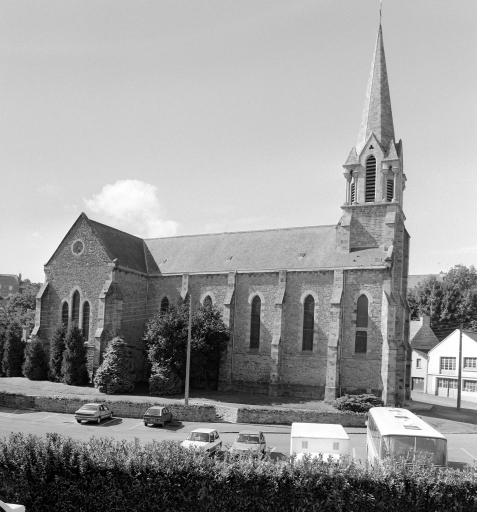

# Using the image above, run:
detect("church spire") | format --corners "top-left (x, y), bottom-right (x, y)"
top-left (356, 24), bottom-right (395, 155)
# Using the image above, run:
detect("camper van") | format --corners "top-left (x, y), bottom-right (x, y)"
top-left (290, 423), bottom-right (350, 461)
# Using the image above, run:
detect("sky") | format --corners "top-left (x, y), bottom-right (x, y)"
top-left (1, 0), bottom-right (476, 283)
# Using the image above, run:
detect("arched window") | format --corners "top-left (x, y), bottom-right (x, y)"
top-left (386, 178), bottom-right (394, 202)
top-left (250, 295), bottom-right (261, 349)
top-left (302, 295), bottom-right (315, 351)
top-left (160, 297), bottom-right (169, 313)
top-left (61, 302), bottom-right (69, 326)
top-left (356, 295), bottom-right (369, 328)
top-left (72, 291), bottom-right (80, 327)
top-left (203, 295), bottom-right (213, 308)
top-left (365, 155), bottom-right (376, 203)
top-left (355, 331), bottom-right (367, 353)
top-left (82, 301), bottom-right (90, 337)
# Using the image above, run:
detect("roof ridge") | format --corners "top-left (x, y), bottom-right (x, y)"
top-left (144, 224), bottom-right (337, 241)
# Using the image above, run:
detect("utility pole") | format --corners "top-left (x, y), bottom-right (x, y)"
top-left (457, 323), bottom-right (462, 410)
top-left (184, 295), bottom-right (192, 406)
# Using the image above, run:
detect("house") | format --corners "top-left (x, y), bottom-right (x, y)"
top-left (424, 330), bottom-right (477, 403)
top-left (32, 23), bottom-right (411, 405)
top-left (0, 274), bottom-right (20, 300)
top-left (410, 316), bottom-right (439, 393)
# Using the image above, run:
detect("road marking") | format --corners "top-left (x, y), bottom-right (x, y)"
top-left (1, 410), bottom-right (19, 417)
top-left (270, 447), bottom-right (276, 453)
top-left (33, 414), bottom-right (58, 422)
top-left (461, 448), bottom-right (476, 460)
top-left (129, 423), bottom-right (143, 429)
top-left (99, 418), bottom-right (116, 427)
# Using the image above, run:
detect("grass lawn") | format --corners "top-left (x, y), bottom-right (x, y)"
top-left (0, 377), bottom-right (338, 412)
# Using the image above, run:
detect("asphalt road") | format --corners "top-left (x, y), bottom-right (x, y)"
top-left (0, 407), bottom-right (476, 468)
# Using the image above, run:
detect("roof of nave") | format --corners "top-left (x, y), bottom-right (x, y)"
top-left (144, 225), bottom-right (388, 274)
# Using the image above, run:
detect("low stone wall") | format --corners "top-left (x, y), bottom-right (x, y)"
top-left (215, 405), bottom-right (239, 423)
top-left (0, 393), bottom-right (215, 422)
top-left (0, 393), bottom-right (35, 410)
top-left (234, 407), bottom-right (366, 427)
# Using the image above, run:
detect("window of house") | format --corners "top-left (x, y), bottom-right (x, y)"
top-left (464, 357), bottom-right (477, 369)
top-left (160, 297), bottom-right (169, 313)
top-left (463, 381), bottom-right (477, 393)
top-left (72, 291), bottom-right (80, 327)
top-left (61, 302), bottom-right (69, 326)
top-left (440, 357), bottom-right (456, 371)
top-left (82, 301), bottom-right (90, 337)
top-left (250, 295), bottom-right (261, 349)
top-left (355, 331), bottom-right (367, 353)
top-left (416, 359), bottom-right (422, 369)
top-left (203, 295), bottom-right (213, 308)
top-left (302, 295), bottom-right (314, 351)
top-left (365, 155), bottom-right (376, 202)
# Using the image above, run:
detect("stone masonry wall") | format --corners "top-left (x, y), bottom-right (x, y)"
top-left (112, 269), bottom-right (149, 380)
top-left (230, 272), bottom-right (277, 388)
top-left (42, 217), bottom-right (112, 347)
top-left (340, 269), bottom-right (385, 395)
top-left (279, 271), bottom-right (334, 398)
top-left (350, 205), bottom-right (387, 249)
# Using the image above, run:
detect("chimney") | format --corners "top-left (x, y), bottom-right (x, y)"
top-left (420, 315), bottom-right (431, 327)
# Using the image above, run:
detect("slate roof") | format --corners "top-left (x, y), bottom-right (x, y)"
top-left (410, 320), bottom-right (440, 351)
top-left (144, 225), bottom-right (389, 274)
top-left (356, 24), bottom-right (395, 155)
top-left (88, 219), bottom-right (149, 274)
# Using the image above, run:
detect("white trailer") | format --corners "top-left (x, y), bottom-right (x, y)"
top-left (290, 423), bottom-right (350, 461)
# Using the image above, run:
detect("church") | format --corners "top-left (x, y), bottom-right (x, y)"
top-left (33, 23), bottom-right (411, 406)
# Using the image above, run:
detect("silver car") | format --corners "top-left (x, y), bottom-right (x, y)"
top-left (75, 403), bottom-right (113, 424)
top-left (229, 430), bottom-right (267, 457)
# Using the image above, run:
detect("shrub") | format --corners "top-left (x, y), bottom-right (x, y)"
top-left (0, 433), bottom-right (477, 512)
top-left (149, 364), bottom-right (182, 395)
top-left (22, 339), bottom-right (48, 380)
top-left (61, 326), bottom-right (89, 386)
top-left (1, 322), bottom-right (25, 377)
top-left (331, 394), bottom-right (384, 413)
top-left (48, 324), bottom-right (66, 382)
top-left (94, 337), bottom-right (135, 394)
top-left (0, 328), bottom-right (6, 377)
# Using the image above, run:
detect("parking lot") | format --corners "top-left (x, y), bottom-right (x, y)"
top-left (0, 406), bottom-right (476, 467)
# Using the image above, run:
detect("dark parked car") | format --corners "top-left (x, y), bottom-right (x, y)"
top-left (143, 406), bottom-right (173, 427)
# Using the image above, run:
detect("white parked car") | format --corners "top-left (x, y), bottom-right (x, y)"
top-left (0, 500), bottom-right (25, 511)
top-left (74, 403), bottom-right (114, 424)
top-left (181, 428), bottom-right (222, 454)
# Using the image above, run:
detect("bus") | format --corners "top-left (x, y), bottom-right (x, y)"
top-left (366, 407), bottom-right (447, 466)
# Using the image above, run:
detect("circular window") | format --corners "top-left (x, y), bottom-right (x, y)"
top-left (72, 240), bottom-right (84, 255)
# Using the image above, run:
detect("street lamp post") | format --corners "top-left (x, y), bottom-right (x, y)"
top-left (184, 296), bottom-right (192, 406)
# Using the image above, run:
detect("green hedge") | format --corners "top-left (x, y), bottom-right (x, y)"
top-left (1, 433), bottom-right (476, 511)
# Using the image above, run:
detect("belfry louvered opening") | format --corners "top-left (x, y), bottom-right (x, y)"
top-left (351, 182), bottom-right (356, 203)
top-left (365, 155), bottom-right (376, 202)
top-left (386, 178), bottom-right (394, 202)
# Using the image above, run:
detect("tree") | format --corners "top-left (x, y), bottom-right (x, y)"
top-left (0, 328), bottom-right (6, 377)
top-left (0, 288), bottom-right (37, 334)
top-left (61, 326), bottom-right (89, 386)
top-left (94, 337), bottom-right (135, 394)
top-left (149, 364), bottom-right (182, 395)
top-left (1, 322), bottom-right (25, 377)
top-left (408, 265), bottom-right (477, 337)
top-left (48, 324), bottom-right (67, 382)
top-left (23, 339), bottom-right (49, 380)
top-left (144, 302), bottom-right (230, 390)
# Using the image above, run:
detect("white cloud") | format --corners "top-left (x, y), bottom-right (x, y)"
top-left (84, 180), bottom-right (178, 238)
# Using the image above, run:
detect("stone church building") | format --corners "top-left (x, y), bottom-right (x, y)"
top-left (33, 24), bottom-right (411, 406)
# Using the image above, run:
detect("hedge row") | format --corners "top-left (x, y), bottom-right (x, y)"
top-left (1, 433), bottom-right (476, 511)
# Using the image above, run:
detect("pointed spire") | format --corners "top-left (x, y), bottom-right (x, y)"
top-left (356, 24), bottom-right (395, 155)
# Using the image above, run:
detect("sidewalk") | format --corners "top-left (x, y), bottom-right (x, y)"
top-left (411, 391), bottom-right (477, 412)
